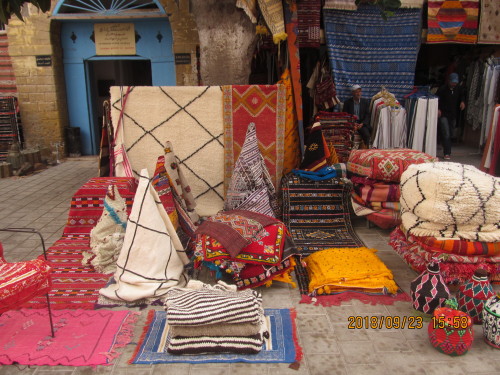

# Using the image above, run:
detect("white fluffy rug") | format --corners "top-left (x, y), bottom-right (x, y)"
top-left (110, 86), bottom-right (224, 217)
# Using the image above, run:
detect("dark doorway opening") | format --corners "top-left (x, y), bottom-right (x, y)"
top-left (86, 59), bottom-right (152, 153)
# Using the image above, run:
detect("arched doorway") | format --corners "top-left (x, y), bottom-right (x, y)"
top-left (54, 0), bottom-right (175, 155)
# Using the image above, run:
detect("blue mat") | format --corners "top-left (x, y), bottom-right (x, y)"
top-left (323, 5), bottom-right (422, 102)
top-left (131, 308), bottom-right (299, 364)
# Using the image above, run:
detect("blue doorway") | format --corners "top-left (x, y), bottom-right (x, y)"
top-left (61, 19), bottom-right (175, 155)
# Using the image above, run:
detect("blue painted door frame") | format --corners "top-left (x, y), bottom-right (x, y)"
top-left (61, 19), bottom-right (175, 155)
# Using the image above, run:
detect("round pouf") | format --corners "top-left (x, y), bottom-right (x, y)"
top-left (411, 261), bottom-right (450, 316)
top-left (483, 293), bottom-right (500, 349)
top-left (428, 306), bottom-right (473, 356)
top-left (457, 269), bottom-right (495, 324)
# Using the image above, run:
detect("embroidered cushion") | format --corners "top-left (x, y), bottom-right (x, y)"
top-left (347, 148), bottom-right (437, 182)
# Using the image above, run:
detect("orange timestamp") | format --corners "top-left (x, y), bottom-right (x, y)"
top-left (431, 315), bottom-right (470, 329)
top-left (347, 316), bottom-right (424, 329)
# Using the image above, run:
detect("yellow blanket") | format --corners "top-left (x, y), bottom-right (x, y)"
top-left (305, 247), bottom-right (398, 295)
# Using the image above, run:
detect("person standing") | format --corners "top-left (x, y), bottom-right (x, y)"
top-left (436, 72), bottom-right (466, 160)
top-left (343, 84), bottom-right (372, 147)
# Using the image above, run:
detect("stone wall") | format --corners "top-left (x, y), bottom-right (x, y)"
top-left (7, 5), bottom-right (67, 150)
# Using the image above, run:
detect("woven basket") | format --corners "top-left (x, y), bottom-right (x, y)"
top-left (428, 306), bottom-right (473, 356)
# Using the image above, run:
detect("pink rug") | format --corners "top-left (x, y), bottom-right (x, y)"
top-left (0, 309), bottom-right (139, 366)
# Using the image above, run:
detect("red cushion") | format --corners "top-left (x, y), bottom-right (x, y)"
top-left (0, 247), bottom-right (52, 314)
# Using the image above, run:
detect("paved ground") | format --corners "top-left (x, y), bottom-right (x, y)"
top-left (0, 145), bottom-right (498, 375)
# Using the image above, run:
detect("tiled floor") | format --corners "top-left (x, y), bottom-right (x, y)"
top-left (0, 146), bottom-right (499, 375)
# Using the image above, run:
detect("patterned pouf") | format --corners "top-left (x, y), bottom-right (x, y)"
top-left (483, 293), bottom-right (500, 349)
top-left (456, 269), bottom-right (495, 324)
top-left (428, 301), bottom-right (474, 356)
top-left (410, 261), bottom-right (450, 316)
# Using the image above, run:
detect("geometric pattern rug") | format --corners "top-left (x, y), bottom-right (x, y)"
top-left (130, 308), bottom-right (301, 364)
top-left (323, 5), bottom-right (422, 101)
top-left (281, 173), bottom-right (364, 257)
top-left (222, 85), bottom-right (286, 193)
top-left (427, 0), bottom-right (479, 44)
top-left (111, 86), bottom-right (225, 217)
top-left (0, 309), bottom-right (138, 366)
top-left (478, 0), bottom-right (500, 44)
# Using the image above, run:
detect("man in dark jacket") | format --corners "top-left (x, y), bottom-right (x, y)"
top-left (436, 72), bottom-right (466, 160)
top-left (343, 84), bottom-right (372, 147)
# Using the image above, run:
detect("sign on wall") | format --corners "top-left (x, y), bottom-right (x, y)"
top-left (94, 23), bottom-right (136, 55)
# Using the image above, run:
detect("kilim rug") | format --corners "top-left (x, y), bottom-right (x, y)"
top-left (282, 173), bottom-right (363, 256)
top-left (323, 5), bottom-right (422, 101)
top-left (130, 308), bottom-right (301, 365)
top-left (0, 309), bottom-right (138, 366)
top-left (25, 177), bottom-right (137, 309)
top-left (223, 85), bottom-right (286, 192)
top-left (111, 86), bottom-right (225, 217)
top-left (297, 0), bottom-right (321, 48)
top-left (478, 0), bottom-right (500, 44)
top-left (427, 0), bottom-right (479, 44)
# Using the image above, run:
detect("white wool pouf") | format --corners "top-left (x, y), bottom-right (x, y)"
top-left (400, 162), bottom-right (500, 241)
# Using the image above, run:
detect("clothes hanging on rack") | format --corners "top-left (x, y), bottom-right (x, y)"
top-left (404, 89), bottom-right (438, 157)
top-left (480, 104), bottom-right (500, 176)
top-left (369, 89), bottom-right (407, 150)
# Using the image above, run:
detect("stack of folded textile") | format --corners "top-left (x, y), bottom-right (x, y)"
top-left (304, 247), bottom-right (399, 296)
top-left (164, 281), bottom-right (266, 355)
top-left (390, 162), bottom-right (500, 285)
top-left (193, 209), bottom-right (296, 289)
top-left (315, 111), bottom-right (357, 163)
top-left (348, 149), bottom-right (437, 229)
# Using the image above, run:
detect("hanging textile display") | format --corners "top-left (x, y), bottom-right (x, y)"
top-left (478, 0), bottom-right (500, 44)
top-left (278, 69), bottom-right (301, 175)
top-left (323, 5), bottom-right (422, 101)
top-left (236, 0), bottom-right (258, 23)
top-left (369, 89), bottom-right (407, 149)
top-left (297, 0), bottom-right (321, 48)
top-left (427, 0), bottom-right (479, 44)
top-left (324, 0), bottom-right (425, 10)
top-left (110, 86), bottom-right (225, 217)
top-left (257, 0), bottom-right (287, 44)
top-left (284, 0), bottom-right (305, 155)
top-left (222, 85), bottom-right (286, 192)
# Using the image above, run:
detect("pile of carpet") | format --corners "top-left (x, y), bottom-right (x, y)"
top-left (390, 162), bottom-right (500, 285)
top-left (194, 124), bottom-right (296, 289)
top-left (163, 281), bottom-right (266, 355)
top-left (315, 111), bottom-right (357, 163)
top-left (348, 149), bottom-right (437, 229)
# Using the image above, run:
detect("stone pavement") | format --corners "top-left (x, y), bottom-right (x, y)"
top-left (0, 152), bottom-right (498, 375)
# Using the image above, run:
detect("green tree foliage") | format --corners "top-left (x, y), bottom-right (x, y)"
top-left (355, 0), bottom-right (402, 19)
top-left (0, 0), bottom-right (51, 24)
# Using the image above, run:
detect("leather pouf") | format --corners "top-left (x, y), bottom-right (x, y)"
top-left (483, 293), bottom-right (500, 349)
top-left (456, 269), bottom-right (495, 324)
top-left (411, 261), bottom-right (450, 315)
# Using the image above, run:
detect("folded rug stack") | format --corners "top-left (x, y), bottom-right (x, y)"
top-left (164, 281), bottom-right (267, 355)
top-left (194, 209), bottom-right (296, 289)
top-left (390, 162), bottom-right (500, 285)
top-left (348, 149), bottom-right (437, 229)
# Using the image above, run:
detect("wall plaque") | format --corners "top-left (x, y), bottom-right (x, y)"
top-left (94, 23), bottom-right (136, 56)
top-left (175, 53), bottom-right (191, 65)
top-left (36, 55), bottom-right (52, 67)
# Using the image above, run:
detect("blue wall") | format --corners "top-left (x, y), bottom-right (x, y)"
top-left (61, 19), bottom-right (175, 155)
